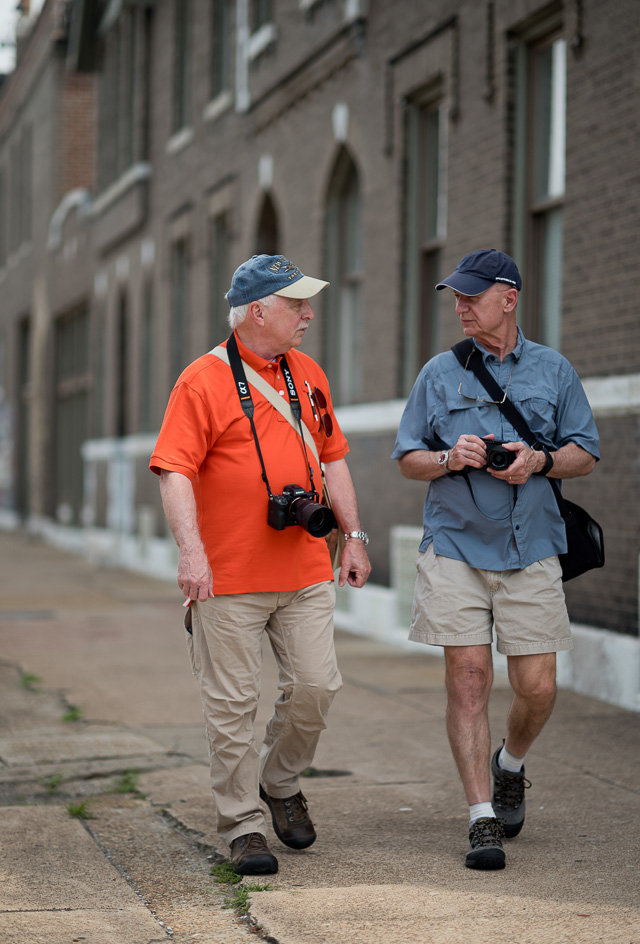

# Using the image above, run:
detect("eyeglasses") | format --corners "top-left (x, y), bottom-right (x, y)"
top-left (457, 353), bottom-right (515, 404)
top-left (305, 382), bottom-right (333, 436)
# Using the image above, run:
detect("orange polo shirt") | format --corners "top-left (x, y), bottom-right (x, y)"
top-left (150, 335), bottom-right (349, 594)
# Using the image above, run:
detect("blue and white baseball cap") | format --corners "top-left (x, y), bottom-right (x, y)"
top-left (436, 249), bottom-right (522, 295)
top-left (226, 254), bottom-right (329, 307)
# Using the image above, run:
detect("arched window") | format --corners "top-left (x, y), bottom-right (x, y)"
top-left (324, 147), bottom-right (362, 405)
top-left (255, 192), bottom-right (280, 256)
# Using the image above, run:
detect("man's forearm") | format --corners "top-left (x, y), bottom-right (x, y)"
top-left (397, 450), bottom-right (448, 482)
top-left (159, 470), bottom-right (204, 552)
top-left (323, 458), bottom-right (371, 589)
top-left (323, 458), bottom-right (364, 532)
top-left (547, 442), bottom-right (596, 479)
top-left (159, 470), bottom-right (213, 600)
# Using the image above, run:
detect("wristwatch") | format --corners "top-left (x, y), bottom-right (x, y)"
top-left (344, 530), bottom-right (369, 546)
top-left (532, 443), bottom-right (554, 476)
top-left (437, 450), bottom-right (450, 470)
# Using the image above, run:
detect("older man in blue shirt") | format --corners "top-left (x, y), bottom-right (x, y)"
top-left (393, 249), bottom-right (599, 871)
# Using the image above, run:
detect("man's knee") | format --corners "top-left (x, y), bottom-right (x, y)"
top-left (508, 653), bottom-right (557, 707)
top-left (293, 667), bottom-right (342, 703)
top-left (445, 646), bottom-right (493, 705)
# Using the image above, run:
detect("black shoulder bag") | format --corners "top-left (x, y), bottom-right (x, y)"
top-left (451, 339), bottom-right (604, 582)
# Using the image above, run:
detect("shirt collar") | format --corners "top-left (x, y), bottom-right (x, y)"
top-left (474, 325), bottom-right (525, 362)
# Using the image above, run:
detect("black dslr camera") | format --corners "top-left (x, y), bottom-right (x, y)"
top-left (484, 438), bottom-right (516, 472)
top-left (267, 484), bottom-right (336, 538)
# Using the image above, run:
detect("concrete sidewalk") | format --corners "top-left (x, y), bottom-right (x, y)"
top-left (0, 530), bottom-right (638, 944)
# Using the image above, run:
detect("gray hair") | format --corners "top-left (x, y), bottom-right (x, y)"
top-left (227, 293), bottom-right (278, 330)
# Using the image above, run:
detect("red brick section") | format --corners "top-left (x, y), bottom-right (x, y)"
top-left (59, 74), bottom-right (96, 198)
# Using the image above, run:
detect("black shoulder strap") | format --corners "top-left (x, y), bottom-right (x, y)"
top-left (450, 340), bottom-right (566, 514)
top-left (451, 340), bottom-right (536, 446)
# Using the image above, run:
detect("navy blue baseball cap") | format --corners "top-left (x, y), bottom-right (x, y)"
top-left (436, 249), bottom-right (522, 295)
top-left (226, 254), bottom-right (329, 307)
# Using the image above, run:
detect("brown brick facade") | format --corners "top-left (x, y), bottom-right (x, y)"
top-left (0, 0), bottom-right (638, 636)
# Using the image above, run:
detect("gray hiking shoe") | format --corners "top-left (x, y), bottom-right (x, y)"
top-left (491, 745), bottom-right (531, 839)
top-left (465, 817), bottom-right (506, 870)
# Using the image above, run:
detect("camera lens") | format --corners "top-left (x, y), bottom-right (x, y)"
top-left (489, 452), bottom-right (510, 471)
top-left (291, 498), bottom-right (336, 537)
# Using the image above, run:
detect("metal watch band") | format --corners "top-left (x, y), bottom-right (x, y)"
top-left (344, 530), bottom-right (369, 545)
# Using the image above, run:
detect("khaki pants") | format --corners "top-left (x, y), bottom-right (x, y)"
top-left (188, 581), bottom-right (341, 844)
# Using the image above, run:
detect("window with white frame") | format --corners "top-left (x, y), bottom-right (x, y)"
top-left (513, 28), bottom-right (566, 350)
top-left (324, 147), bottom-right (363, 405)
top-left (140, 278), bottom-right (155, 433)
top-left (251, 0), bottom-right (273, 32)
top-left (209, 213), bottom-right (230, 347)
top-left (54, 307), bottom-right (90, 525)
top-left (403, 95), bottom-right (448, 392)
top-left (211, 0), bottom-right (232, 100)
top-left (173, 0), bottom-right (191, 133)
top-left (171, 239), bottom-right (190, 383)
top-left (98, 9), bottom-right (138, 189)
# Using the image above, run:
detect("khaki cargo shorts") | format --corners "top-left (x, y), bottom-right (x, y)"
top-left (409, 544), bottom-right (573, 656)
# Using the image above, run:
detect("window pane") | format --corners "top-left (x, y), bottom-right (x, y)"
top-left (55, 309), bottom-right (90, 526)
top-left (533, 38), bottom-right (566, 203)
top-left (171, 241), bottom-right (189, 382)
top-left (421, 108), bottom-right (440, 243)
top-left (210, 214), bottom-right (229, 346)
top-left (174, 0), bottom-right (191, 132)
top-left (251, 0), bottom-right (272, 31)
top-left (539, 206), bottom-right (563, 350)
top-left (140, 280), bottom-right (155, 432)
top-left (324, 150), bottom-right (362, 405)
top-left (211, 0), bottom-right (230, 98)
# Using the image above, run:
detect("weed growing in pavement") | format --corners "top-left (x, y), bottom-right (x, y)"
top-left (20, 671), bottom-right (41, 690)
top-left (210, 862), bottom-right (272, 915)
top-left (62, 705), bottom-right (83, 723)
top-left (210, 862), bottom-right (243, 883)
top-left (66, 800), bottom-right (92, 820)
top-left (222, 882), bottom-right (272, 913)
top-left (111, 770), bottom-right (140, 794)
top-left (40, 773), bottom-right (64, 795)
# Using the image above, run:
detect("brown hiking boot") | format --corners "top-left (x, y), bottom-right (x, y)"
top-left (229, 833), bottom-right (278, 875)
top-left (260, 785), bottom-right (317, 849)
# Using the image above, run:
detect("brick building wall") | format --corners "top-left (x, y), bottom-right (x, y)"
top-left (59, 74), bottom-right (96, 198)
top-left (0, 0), bottom-right (638, 642)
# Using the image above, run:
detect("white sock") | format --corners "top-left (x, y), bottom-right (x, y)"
top-left (469, 801), bottom-right (495, 826)
top-left (498, 744), bottom-right (525, 773)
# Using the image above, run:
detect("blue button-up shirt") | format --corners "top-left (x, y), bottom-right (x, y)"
top-left (392, 329), bottom-right (600, 571)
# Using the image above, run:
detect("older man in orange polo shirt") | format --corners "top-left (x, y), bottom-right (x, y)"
top-left (150, 254), bottom-right (371, 875)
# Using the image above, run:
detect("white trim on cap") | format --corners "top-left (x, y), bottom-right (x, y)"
top-left (274, 275), bottom-right (329, 298)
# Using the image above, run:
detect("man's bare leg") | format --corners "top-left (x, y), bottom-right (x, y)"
top-left (444, 644), bottom-right (494, 804)
top-left (504, 652), bottom-right (557, 756)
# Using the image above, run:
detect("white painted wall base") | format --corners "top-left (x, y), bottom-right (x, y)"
top-left (334, 582), bottom-right (640, 713)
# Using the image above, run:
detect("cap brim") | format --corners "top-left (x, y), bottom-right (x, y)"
top-left (274, 275), bottom-right (329, 299)
top-left (436, 274), bottom-right (495, 295)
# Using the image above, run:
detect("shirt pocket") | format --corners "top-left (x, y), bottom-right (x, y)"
top-left (508, 391), bottom-right (558, 443)
top-left (439, 396), bottom-right (494, 442)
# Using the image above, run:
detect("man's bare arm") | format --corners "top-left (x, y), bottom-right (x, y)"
top-left (323, 458), bottom-right (372, 589)
top-left (159, 470), bottom-right (214, 601)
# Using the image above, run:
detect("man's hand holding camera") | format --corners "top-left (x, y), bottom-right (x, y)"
top-left (445, 434), bottom-right (545, 484)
